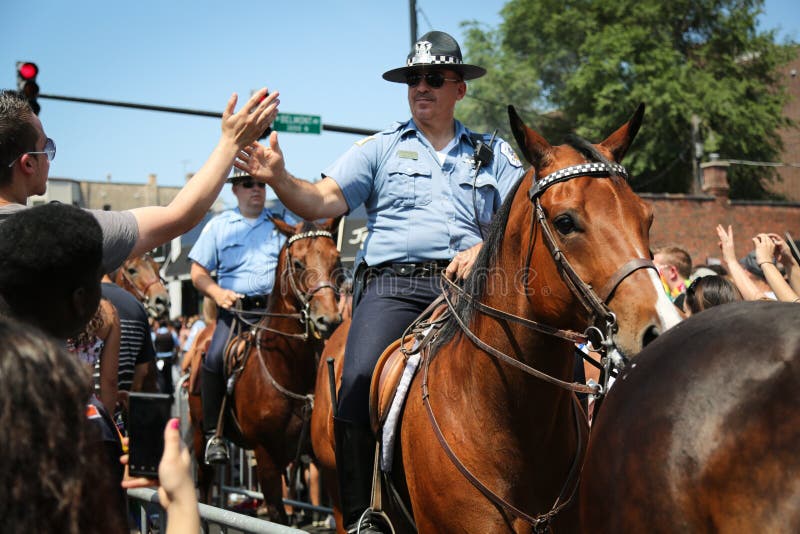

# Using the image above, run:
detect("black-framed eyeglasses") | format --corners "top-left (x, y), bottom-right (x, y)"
top-left (7, 137), bottom-right (56, 168)
top-left (238, 180), bottom-right (266, 189)
top-left (405, 72), bottom-right (461, 88)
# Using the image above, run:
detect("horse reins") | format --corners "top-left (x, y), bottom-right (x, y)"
top-left (420, 161), bottom-right (657, 531)
top-left (232, 229), bottom-right (338, 342)
top-left (221, 227), bottom-right (339, 473)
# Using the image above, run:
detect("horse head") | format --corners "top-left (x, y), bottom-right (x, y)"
top-left (272, 217), bottom-right (344, 339)
top-left (507, 104), bottom-right (681, 358)
top-left (115, 254), bottom-right (170, 320)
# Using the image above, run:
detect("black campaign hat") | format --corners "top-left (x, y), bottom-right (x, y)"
top-left (382, 30), bottom-right (486, 83)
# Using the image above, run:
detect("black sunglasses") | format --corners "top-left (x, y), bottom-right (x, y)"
top-left (238, 181), bottom-right (266, 189)
top-left (405, 72), bottom-right (461, 88)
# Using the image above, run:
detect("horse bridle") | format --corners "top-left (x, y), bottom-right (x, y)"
top-left (528, 162), bottom-right (656, 355)
top-left (421, 161), bottom-right (657, 532)
top-left (118, 256), bottom-right (167, 313)
top-left (233, 229), bottom-right (339, 342)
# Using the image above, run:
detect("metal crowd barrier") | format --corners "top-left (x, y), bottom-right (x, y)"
top-left (128, 487), bottom-right (306, 534)
top-left (174, 371), bottom-right (334, 527)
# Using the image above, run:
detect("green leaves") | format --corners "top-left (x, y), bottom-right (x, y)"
top-left (457, 0), bottom-right (795, 198)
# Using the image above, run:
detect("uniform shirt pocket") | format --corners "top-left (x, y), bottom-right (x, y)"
top-left (386, 161), bottom-right (433, 207)
top-left (457, 172), bottom-right (499, 226)
top-left (219, 241), bottom-right (246, 272)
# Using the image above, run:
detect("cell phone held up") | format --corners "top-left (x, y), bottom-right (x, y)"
top-left (127, 392), bottom-right (173, 478)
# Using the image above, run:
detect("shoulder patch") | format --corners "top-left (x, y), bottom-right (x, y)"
top-left (355, 135), bottom-right (376, 147)
top-left (500, 141), bottom-right (523, 168)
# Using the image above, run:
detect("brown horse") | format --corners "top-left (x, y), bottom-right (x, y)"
top-left (580, 300), bottom-right (800, 533)
top-left (188, 218), bottom-right (343, 521)
top-left (115, 254), bottom-right (170, 320)
top-left (311, 104), bottom-right (683, 533)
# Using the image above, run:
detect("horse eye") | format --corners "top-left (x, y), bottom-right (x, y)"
top-left (293, 259), bottom-right (305, 270)
top-left (127, 268), bottom-right (137, 275)
top-left (553, 214), bottom-right (577, 235)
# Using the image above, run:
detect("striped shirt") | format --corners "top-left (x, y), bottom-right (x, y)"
top-left (101, 282), bottom-right (155, 392)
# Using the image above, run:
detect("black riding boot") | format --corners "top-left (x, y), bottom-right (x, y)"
top-left (334, 417), bottom-right (386, 534)
top-left (201, 366), bottom-right (229, 465)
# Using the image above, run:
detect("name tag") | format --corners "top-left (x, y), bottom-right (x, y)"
top-left (398, 150), bottom-right (418, 160)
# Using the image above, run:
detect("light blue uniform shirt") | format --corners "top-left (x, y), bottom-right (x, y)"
top-left (324, 119), bottom-right (525, 266)
top-left (188, 208), bottom-right (286, 296)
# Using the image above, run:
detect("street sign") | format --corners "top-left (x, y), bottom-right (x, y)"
top-left (273, 113), bottom-right (321, 134)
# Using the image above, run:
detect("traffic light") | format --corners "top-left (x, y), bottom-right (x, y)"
top-left (16, 61), bottom-right (40, 115)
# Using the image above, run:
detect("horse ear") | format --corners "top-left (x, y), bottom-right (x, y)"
top-left (318, 215), bottom-right (343, 238)
top-left (508, 105), bottom-right (551, 170)
top-left (600, 103), bottom-right (645, 163)
top-left (271, 216), bottom-right (296, 238)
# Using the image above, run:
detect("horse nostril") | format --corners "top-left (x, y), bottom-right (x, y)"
top-left (642, 325), bottom-right (660, 347)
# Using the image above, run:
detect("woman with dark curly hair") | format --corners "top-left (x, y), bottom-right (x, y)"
top-left (0, 316), bottom-right (127, 533)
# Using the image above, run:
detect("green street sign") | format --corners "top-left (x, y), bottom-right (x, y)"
top-left (273, 113), bottom-right (322, 134)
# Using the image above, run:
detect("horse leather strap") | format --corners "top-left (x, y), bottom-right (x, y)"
top-left (255, 328), bottom-right (315, 405)
top-left (596, 258), bottom-right (658, 303)
top-left (440, 279), bottom-right (599, 396)
top-left (440, 276), bottom-right (588, 345)
top-left (535, 201), bottom-right (615, 324)
top-left (421, 343), bottom-right (586, 530)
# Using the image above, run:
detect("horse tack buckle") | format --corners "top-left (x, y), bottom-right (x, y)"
top-left (533, 519), bottom-right (550, 534)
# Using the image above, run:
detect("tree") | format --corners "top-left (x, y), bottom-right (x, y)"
top-left (457, 0), bottom-right (796, 198)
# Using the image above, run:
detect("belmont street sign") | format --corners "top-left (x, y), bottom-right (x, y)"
top-left (273, 113), bottom-right (322, 134)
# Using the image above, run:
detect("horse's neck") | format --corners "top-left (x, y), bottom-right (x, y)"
top-left (443, 197), bottom-right (578, 424)
top-left (256, 296), bottom-right (318, 388)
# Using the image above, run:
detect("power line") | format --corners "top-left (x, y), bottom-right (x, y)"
top-left (725, 158), bottom-right (800, 169)
top-left (38, 93), bottom-right (378, 137)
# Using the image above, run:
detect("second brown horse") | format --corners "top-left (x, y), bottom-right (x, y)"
top-left (188, 217), bottom-right (343, 522)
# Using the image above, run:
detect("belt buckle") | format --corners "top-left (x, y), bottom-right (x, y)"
top-left (395, 264), bottom-right (415, 276)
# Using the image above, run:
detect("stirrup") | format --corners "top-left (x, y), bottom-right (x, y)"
top-left (204, 436), bottom-right (229, 465)
top-left (348, 508), bottom-right (395, 534)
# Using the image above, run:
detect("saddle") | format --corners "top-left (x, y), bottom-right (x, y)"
top-left (368, 299), bottom-right (449, 470)
top-left (187, 327), bottom-right (254, 446)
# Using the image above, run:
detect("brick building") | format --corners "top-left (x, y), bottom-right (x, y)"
top-left (647, 160), bottom-right (800, 268)
top-left (769, 46), bottom-right (800, 200)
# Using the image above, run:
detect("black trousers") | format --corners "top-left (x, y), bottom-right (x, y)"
top-left (203, 307), bottom-right (263, 374)
top-left (337, 274), bottom-right (441, 425)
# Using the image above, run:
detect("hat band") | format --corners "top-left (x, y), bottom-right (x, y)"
top-left (407, 54), bottom-right (462, 67)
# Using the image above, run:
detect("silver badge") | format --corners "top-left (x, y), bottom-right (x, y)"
top-left (410, 41), bottom-right (433, 65)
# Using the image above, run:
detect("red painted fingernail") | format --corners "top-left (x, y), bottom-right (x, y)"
top-left (170, 418), bottom-right (179, 429)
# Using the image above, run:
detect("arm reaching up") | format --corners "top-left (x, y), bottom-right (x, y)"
top-left (716, 224), bottom-right (762, 300)
top-left (129, 89), bottom-right (280, 258)
top-left (235, 133), bottom-right (348, 220)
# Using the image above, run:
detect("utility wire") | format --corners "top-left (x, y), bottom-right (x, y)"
top-left (416, 5), bottom-right (434, 33)
top-left (725, 159), bottom-right (800, 169)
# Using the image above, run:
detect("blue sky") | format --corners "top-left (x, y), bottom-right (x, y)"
top-left (1, 0), bottom-right (796, 208)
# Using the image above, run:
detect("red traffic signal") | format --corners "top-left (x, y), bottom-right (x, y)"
top-left (16, 61), bottom-right (40, 115)
top-left (18, 62), bottom-right (38, 81)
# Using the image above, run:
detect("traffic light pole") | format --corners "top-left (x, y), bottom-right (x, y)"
top-left (38, 93), bottom-right (378, 136)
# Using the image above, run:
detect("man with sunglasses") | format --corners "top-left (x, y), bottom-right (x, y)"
top-left (187, 169), bottom-right (292, 464)
top-left (237, 30), bottom-right (524, 533)
top-left (0, 88), bottom-right (279, 273)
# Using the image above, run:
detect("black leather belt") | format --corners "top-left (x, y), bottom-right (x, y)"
top-left (239, 294), bottom-right (269, 310)
top-left (369, 260), bottom-right (451, 278)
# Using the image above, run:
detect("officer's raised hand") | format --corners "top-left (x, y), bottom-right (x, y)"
top-left (236, 131), bottom-right (286, 186)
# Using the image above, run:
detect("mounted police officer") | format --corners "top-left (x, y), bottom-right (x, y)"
top-left (236, 30), bottom-right (525, 533)
top-left (188, 170), bottom-right (292, 464)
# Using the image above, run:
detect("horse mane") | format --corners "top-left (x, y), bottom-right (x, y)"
top-left (434, 174), bottom-right (524, 349)
top-left (434, 134), bottom-right (621, 349)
